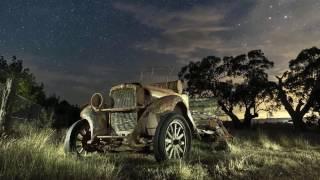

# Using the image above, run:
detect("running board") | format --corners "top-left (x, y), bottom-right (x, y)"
top-left (97, 135), bottom-right (126, 139)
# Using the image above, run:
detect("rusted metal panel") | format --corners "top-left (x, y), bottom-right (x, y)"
top-left (132, 95), bottom-right (196, 137)
top-left (144, 85), bottom-right (178, 98)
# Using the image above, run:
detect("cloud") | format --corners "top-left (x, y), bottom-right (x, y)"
top-left (114, 2), bottom-right (232, 60)
top-left (113, 2), bottom-right (228, 32)
top-left (115, 0), bottom-right (320, 76)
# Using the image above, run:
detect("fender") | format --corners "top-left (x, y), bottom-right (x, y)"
top-left (134, 95), bottom-right (197, 137)
top-left (80, 105), bottom-right (109, 141)
top-left (64, 119), bottom-right (83, 153)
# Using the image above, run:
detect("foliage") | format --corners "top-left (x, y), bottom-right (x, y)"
top-left (179, 50), bottom-right (276, 128)
top-left (275, 47), bottom-right (320, 130)
top-left (0, 56), bottom-right (46, 104)
top-left (0, 56), bottom-right (79, 129)
top-left (43, 96), bottom-right (80, 128)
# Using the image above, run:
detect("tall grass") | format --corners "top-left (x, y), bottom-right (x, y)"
top-left (0, 123), bottom-right (319, 180)
top-left (0, 125), bottom-right (117, 180)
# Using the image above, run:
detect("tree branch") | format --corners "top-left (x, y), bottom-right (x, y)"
top-left (275, 77), bottom-right (296, 117)
top-left (295, 99), bottom-right (304, 112)
top-left (300, 77), bottom-right (320, 115)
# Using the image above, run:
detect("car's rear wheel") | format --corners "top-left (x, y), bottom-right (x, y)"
top-left (64, 120), bottom-right (95, 156)
top-left (153, 113), bottom-right (192, 162)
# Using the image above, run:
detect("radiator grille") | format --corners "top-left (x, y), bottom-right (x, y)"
top-left (111, 87), bottom-right (136, 108)
top-left (110, 87), bottom-right (137, 134)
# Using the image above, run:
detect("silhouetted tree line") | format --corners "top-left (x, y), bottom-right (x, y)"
top-left (179, 47), bottom-right (320, 130)
top-left (0, 56), bottom-right (80, 129)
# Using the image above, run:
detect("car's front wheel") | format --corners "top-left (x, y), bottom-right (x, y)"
top-left (153, 113), bottom-right (192, 162)
top-left (64, 119), bottom-right (95, 156)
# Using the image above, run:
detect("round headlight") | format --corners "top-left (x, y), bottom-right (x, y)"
top-left (90, 93), bottom-right (104, 109)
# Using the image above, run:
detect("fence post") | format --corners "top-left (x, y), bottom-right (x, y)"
top-left (0, 77), bottom-right (14, 132)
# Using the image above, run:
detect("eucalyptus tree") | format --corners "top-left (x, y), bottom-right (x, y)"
top-left (275, 47), bottom-right (320, 130)
top-left (179, 50), bottom-right (275, 128)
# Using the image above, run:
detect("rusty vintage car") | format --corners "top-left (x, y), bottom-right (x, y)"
top-left (64, 80), bottom-right (230, 161)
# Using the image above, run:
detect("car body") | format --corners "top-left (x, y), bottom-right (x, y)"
top-left (64, 80), bottom-right (230, 161)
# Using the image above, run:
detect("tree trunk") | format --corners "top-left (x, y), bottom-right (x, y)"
top-left (243, 108), bottom-right (258, 128)
top-left (291, 113), bottom-right (306, 130)
top-left (276, 83), bottom-right (308, 130)
top-left (227, 111), bottom-right (242, 128)
top-left (218, 100), bottom-right (242, 128)
top-left (280, 99), bottom-right (307, 130)
top-left (0, 77), bottom-right (14, 132)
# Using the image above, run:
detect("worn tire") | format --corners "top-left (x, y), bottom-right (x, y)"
top-left (64, 119), bottom-right (93, 156)
top-left (153, 113), bottom-right (192, 162)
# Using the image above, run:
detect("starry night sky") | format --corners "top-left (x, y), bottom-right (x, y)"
top-left (1, 0), bottom-right (320, 104)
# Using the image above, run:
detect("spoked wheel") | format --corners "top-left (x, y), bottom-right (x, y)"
top-left (154, 113), bottom-right (192, 162)
top-left (64, 120), bottom-right (96, 156)
top-left (165, 120), bottom-right (187, 159)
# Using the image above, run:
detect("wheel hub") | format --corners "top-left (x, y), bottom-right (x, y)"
top-left (173, 139), bottom-right (180, 145)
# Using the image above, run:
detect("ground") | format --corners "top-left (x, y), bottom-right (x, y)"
top-left (0, 123), bottom-right (319, 180)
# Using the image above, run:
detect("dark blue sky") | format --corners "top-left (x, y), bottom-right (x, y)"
top-left (1, 0), bottom-right (319, 104)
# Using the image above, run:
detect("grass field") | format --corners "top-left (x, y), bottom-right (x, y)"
top-left (0, 123), bottom-right (320, 180)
